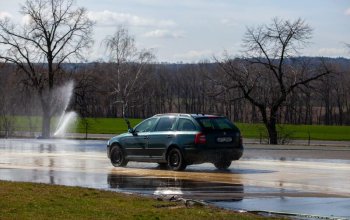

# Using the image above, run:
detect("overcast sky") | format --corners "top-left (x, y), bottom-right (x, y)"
top-left (1, 0), bottom-right (349, 63)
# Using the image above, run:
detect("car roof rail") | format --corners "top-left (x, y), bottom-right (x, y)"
top-left (194, 113), bottom-right (206, 116)
top-left (152, 113), bottom-right (225, 118)
top-left (153, 113), bottom-right (192, 117)
top-left (179, 113), bottom-right (191, 117)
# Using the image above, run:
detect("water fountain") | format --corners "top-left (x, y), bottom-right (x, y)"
top-left (52, 81), bottom-right (78, 138)
top-left (53, 111), bottom-right (77, 137)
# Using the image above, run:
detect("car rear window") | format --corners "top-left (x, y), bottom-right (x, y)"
top-left (196, 117), bottom-right (238, 131)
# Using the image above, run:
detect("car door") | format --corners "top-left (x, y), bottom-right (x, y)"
top-left (123, 117), bottom-right (158, 158)
top-left (147, 116), bottom-right (177, 159)
top-left (175, 118), bottom-right (198, 147)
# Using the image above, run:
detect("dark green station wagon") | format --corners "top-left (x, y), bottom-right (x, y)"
top-left (107, 113), bottom-right (243, 171)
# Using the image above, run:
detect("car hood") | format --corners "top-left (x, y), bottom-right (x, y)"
top-left (107, 132), bottom-right (131, 145)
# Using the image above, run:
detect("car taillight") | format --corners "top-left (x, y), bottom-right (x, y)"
top-left (195, 133), bottom-right (206, 144)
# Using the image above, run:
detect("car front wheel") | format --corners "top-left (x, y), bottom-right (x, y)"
top-left (167, 148), bottom-right (187, 171)
top-left (110, 145), bottom-right (128, 167)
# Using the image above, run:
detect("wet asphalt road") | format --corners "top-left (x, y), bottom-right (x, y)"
top-left (0, 138), bottom-right (350, 219)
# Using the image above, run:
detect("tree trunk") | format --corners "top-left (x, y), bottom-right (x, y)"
top-left (40, 85), bottom-right (52, 138)
top-left (85, 120), bottom-right (88, 140)
top-left (42, 55), bottom-right (54, 138)
top-left (41, 103), bottom-right (51, 138)
top-left (259, 106), bottom-right (279, 145)
top-left (267, 111), bottom-right (278, 145)
top-left (267, 121), bottom-right (278, 144)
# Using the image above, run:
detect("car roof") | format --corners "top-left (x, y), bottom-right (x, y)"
top-left (153, 113), bottom-right (223, 118)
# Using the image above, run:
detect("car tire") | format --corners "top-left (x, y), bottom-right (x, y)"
top-left (110, 145), bottom-right (128, 167)
top-left (167, 148), bottom-right (187, 171)
top-left (214, 160), bottom-right (231, 170)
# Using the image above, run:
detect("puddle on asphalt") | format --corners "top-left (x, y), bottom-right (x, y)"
top-left (1, 167), bottom-right (349, 219)
top-left (244, 156), bottom-right (350, 165)
top-left (0, 167), bottom-right (246, 200)
top-left (0, 138), bottom-right (106, 153)
top-left (107, 173), bottom-right (245, 201)
top-left (1, 138), bottom-right (350, 219)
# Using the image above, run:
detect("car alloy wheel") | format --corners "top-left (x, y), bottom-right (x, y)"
top-left (111, 145), bottom-right (128, 167)
top-left (167, 148), bottom-right (186, 171)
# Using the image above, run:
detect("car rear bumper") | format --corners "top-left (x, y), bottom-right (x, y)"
top-left (184, 146), bottom-right (243, 164)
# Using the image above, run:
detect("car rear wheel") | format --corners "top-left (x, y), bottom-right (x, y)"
top-left (110, 145), bottom-right (128, 167)
top-left (214, 160), bottom-right (231, 170)
top-left (167, 148), bottom-right (187, 171)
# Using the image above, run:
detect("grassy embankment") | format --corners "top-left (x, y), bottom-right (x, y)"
top-left (0, 181), bottom-right (270, 220)
top-left (12, 116), bottom-right (350, 141)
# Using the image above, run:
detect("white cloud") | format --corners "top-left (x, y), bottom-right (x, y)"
top-left (88, 10), bottom-right (176, 28)
top-left (345, 8), bottom-right (350, 16)
top-left (21, 14), bottom-right (32, 25)
top-left (0, 11), bottom-right (12, 20)
top-left (220, 18), bottom-right (238, 27)
top-left (173, 49), bottom-right (214, 62)
top-left (144, 29), bottom-right (184, 39)
top-left (317, 47), bottom-right (348, 57)
top-left (0, 11), bottom-right (32, 25)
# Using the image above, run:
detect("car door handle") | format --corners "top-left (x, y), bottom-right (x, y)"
top-left (167, 135), bottom-right (172, 139)
top-left (143, 136), bottom-right (148, 139)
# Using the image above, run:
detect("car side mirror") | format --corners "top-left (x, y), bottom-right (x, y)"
top-left (128, 128), bottom-right (135, 134)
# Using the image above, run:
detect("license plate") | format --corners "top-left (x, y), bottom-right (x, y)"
top-left (217, 137), bottom-right (232, 143)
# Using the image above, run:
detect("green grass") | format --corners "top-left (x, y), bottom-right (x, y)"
top-left (76, 118), bottom-right (142, 134)
top-left (236, 123), bottom-right (350, 141)
top-left (8, 116), bottom-right (350, 141)
top-left (0, 181), bottom-right (268, 220)
top-left (11, 116), bottom-right (142, 134)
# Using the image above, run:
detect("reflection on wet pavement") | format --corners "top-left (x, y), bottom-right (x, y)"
top-left (107, 173), bottom-right (245, 201)
top-left (1, 139), bottom-right (350, 219)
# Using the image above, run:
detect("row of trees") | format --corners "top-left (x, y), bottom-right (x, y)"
top-left (69, 59), bottom-right (349, 124)
top-left (1, 56), bottom-right (349, 141)
top-left (0, 0), bottom-right (349, 143)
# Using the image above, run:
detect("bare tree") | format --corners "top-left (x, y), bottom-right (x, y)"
top-left (0, 0), bottom-right (93, 138)
top-left (73, 68), bottom-right (99, 139)
top-left (103, 26), bottom-right (154, 128)
top-left (219, 18), bottom-right (332, 144)
top-left (0, 64), bottom-right (17, 138)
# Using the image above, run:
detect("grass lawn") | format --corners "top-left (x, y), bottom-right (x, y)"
top-left (12, 116), bottom-right (142, 135)
top-left (10, 116), bottom-right (350, 141)
top-left (236, 123), bottom-right (350, 141)
top-left (0, 181), bottom-right (269, 220)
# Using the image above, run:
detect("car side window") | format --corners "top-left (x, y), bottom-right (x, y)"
top-left (177, 119), bottom-right (196, 131)
top-left (134, 118), bottom-right (158, 133)
top-left (154, 117), bottom-right (176, 131)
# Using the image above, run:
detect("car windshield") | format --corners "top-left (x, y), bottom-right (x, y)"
top-left (196, 117), bottom-right (238, 131)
